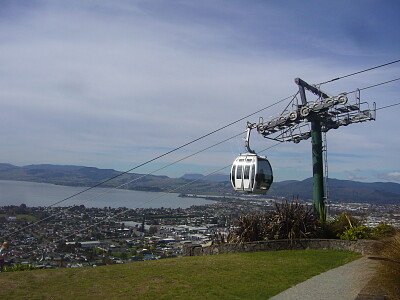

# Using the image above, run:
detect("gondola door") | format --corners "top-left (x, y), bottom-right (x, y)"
top-left (234, 163), bottom-right (243, 190)
top-left (242, 164), bottom-right (251, 191)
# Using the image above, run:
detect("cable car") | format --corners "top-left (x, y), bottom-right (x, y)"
top-left (230, 124), bottom-right (273, 194)
top-left (230, 153), bottom-right (273, 194)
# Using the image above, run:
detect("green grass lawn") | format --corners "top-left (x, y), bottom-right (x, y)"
top-left (0, 250), bottom-right (360, 299)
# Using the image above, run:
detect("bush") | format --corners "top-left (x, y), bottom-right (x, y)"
top-left (225, 202), bottom-right (321, 243)
top-left (267, 202), bottom-right (321, 240)
top-left (372, 222), bottom-right (396, 239)
top-left (324, 212), bottom-right (361, 238)
top-left (225, 213), bottom-right (268, 243)
top-left (339, 226), bottom-right (372, 241)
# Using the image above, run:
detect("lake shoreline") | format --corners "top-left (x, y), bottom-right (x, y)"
top-left (0, 179), bottom-right (217, 209)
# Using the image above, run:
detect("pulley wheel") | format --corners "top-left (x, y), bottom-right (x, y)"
top-left (300, 106), bottom-right (310, 117)
top-left (338, 94), bottom-right (348, 105)
top-left (289, 111), bottom-right (298, 121)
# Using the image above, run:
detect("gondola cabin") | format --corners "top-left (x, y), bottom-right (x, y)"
top-left (230, 153), bottom-right (273, 194)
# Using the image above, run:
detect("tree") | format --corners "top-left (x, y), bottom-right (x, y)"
top-left (149, 226), bottom-right (158, 234)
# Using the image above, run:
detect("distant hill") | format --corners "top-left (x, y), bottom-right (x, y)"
top-left (0, 163), bottom-right (230, 195)
top-left (181, 173), bottom-right (229, 182)
top-left (0, 163), bottom-right (399, 204)
top-left (267, 177), bottom-right (400, 204)
top-left (22, 164), bottom-right (85, 171)
top-left (0, 163), bottom-right (18, 171)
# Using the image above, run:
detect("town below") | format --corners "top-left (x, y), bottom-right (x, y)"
top-left (1, 197), bottom-right (398, 269)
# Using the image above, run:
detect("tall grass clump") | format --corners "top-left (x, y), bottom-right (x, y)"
top-left (224, 202), bottom-right (321, 243)
top-left (374, 232), bottom-right (400, 299)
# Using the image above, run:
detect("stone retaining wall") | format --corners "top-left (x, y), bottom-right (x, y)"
top-left (183, 239), bottom-right (380, 257)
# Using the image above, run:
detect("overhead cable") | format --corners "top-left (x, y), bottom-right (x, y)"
top-left (346, 77), bottom-right (400, 94)
top-left (357, 77), bottom-right (400, 92)
top-left (376, 102), bottom-right (400, 111)
top-left (24, 99), bottom-right (400, 256)
top-left (318, 59), bottom-right (400, 85)
top-left (34, 94), bottom-right (296, 210)
top-left (5, 131), bottom-right (246, 238)
top-left (31, 142), bottom-right (283, 254)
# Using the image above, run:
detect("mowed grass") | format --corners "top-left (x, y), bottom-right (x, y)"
top-left (0, 250), bottom-right (360, 300)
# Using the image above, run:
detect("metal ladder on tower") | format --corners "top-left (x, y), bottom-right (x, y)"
top-left (322, 131), bottom-right (329, 217)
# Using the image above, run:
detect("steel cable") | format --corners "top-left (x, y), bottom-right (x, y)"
top-left (21, 94), bottom-right (295, 211)
top-left (4, 131), bottom-right (246, 238)
top-left (318, 59), bottom-right (400, 85)
top-left (21, 142), bottom-right (283, 259)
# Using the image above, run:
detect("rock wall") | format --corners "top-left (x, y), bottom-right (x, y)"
top-left (183, 239), bottom-right (380, 257)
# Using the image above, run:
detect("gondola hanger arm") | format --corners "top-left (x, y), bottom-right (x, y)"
top-left (245, 122), bottom-right (257, 154)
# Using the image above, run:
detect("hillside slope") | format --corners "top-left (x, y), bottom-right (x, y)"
top-left (268, 178), bottom-right (400, 204)
top-left (0, 163), bottom-right (399, 204)
top-left (0, 163), bottom-right (229, 194)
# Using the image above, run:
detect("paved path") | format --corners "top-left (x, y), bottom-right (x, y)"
top-left (270, 257), bottom-right (380, 300)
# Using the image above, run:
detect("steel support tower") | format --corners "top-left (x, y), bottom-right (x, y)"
top-left (296, 78), bottom-right (328, 221)
top-left (253, 78), bottom-right (376, 222)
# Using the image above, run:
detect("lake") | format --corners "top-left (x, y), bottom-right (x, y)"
top-left (0, 180), bottom-right (216, 209)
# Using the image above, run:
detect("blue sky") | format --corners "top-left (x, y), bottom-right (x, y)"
top-left (0, 0), bottom-right (399, 183)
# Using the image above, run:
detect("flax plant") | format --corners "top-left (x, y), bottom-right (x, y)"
top-left (225, 202), bottom-right (321, 243)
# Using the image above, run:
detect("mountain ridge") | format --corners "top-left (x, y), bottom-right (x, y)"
top-left (0, 163), bottom-right (399, 204)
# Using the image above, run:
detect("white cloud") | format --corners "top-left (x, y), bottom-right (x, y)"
top-left (0, 0), bottom-right (399, 180)
top-left (377, 172), bottom-right (400, 182)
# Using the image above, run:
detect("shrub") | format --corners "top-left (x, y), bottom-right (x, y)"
top-left (339, 226), bottom-right (372, 241)
top-left (227, 213), bottom-right (269, 243)
top-left (325, 212), bottom-right (361, 238)
top-left (372, 222), bottom-right (396, 239)
top-left (225, 202), bottom-right (321, 243)
top-left (266, 201), bottom-right (321, 240)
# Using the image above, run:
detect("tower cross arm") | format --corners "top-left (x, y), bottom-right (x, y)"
top-left (295, 78), bottom-right (330, 99)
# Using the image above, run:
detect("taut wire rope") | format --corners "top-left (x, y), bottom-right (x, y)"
top-left (23, 142), bottom-right (283, 258)
top-left (317, 59), bottom-right (400, 85)
top-left (5, 131), bottom-right (246, 238)
top-left (23, 94), bottom-right (296, 211)
top-left (15, 99), bottom-right (400, 257)
top-left (345, 77), bottom-right (400, 94)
